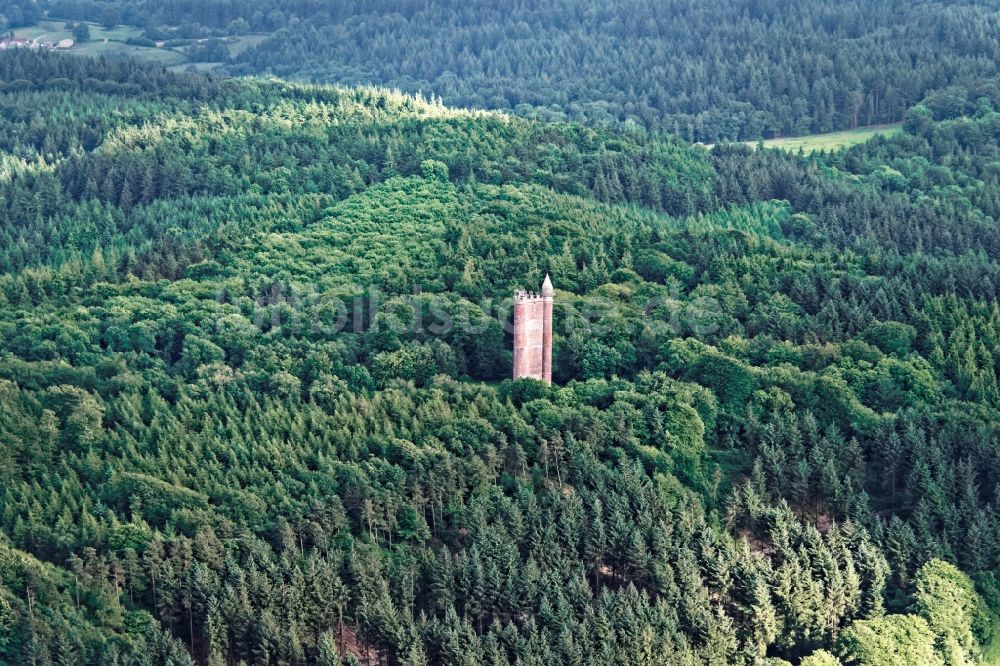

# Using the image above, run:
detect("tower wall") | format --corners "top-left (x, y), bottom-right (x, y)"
top-left (513, 280), bottom-right (553, 383)
top-left (513, 297), bottom-right (527, 378)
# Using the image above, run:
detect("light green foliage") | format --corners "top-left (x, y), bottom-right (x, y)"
top-left (801, 650), bottom-right (843, 666)
top-left (837, 614), bottom-right (943, 666)
top-left (833, 560), bottom-right (991, 666)
top-left (0, 595), bottom-right (14, 655)
top-left (914, 559), bottom-right (989, 665)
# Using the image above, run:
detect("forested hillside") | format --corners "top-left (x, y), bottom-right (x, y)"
top-left (9, 0), bottom-right (1000, 140)
top-left (0, 51), bottom-right (999, 665)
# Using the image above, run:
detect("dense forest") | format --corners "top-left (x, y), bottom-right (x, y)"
top-left (8, 0), bottom-right (1000, 140)
top-left (0, 50), bottom-right (998, 665)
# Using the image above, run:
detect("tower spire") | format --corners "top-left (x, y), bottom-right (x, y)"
top-left (541, 274), bottom-right (554, 297)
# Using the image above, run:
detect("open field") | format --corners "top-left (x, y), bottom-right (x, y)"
top-left (90, 24), bottom-right (143, 41)
top-left (73, 40), bottom-right (187, 65)
top-left (8, 20), bottom-right (66, 40)
top-left (699, 123), bottom-right (904, 154)
top-left (167, 61), bottom-right (225, 73)
top-left (9, 20), bottom-right (270, 69)
top-left (227, 33), bottom-right (271, 56)
top-left (8, 20), bottom-right (179, 65)
top-left (755, 123), bottom-right (903, 153)
top-left (12, 19), bottom-right (143, 43)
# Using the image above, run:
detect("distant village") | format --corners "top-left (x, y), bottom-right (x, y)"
top-left (0, 34), bottom-right (74, 51)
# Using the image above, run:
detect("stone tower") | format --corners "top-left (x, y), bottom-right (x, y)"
top-left (513, 275), bottom-right (553, 383)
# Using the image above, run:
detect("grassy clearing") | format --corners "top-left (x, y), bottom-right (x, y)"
top-left (15, 20), bottom-right (143, 42)
top-left (226, 33), bottom-right (271, 56)
top-left (12, 20), bottom-right (271, 70)
top-left (9, 20), bottom-right (71, 41)
top-left (9, 20), bottom-right (176, 64)
top-left (755, 124), bottom-right (903, 153)
top-left (167, 61), bottom-right (225, 73)
top-left (92, 25), bottom-right (143, 41)
top-left (71, 40), bottom-right (187, 65)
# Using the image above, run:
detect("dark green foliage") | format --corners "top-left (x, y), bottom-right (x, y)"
top-left (71, 21), bottom-right (91, 43)
top-left (35, 0), bottom-right (1000, 141)
top-left (0, 51), bottom-right (997, 665)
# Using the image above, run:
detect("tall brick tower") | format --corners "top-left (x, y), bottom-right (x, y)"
top-left (513, 275), bottom-right (554, 383)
